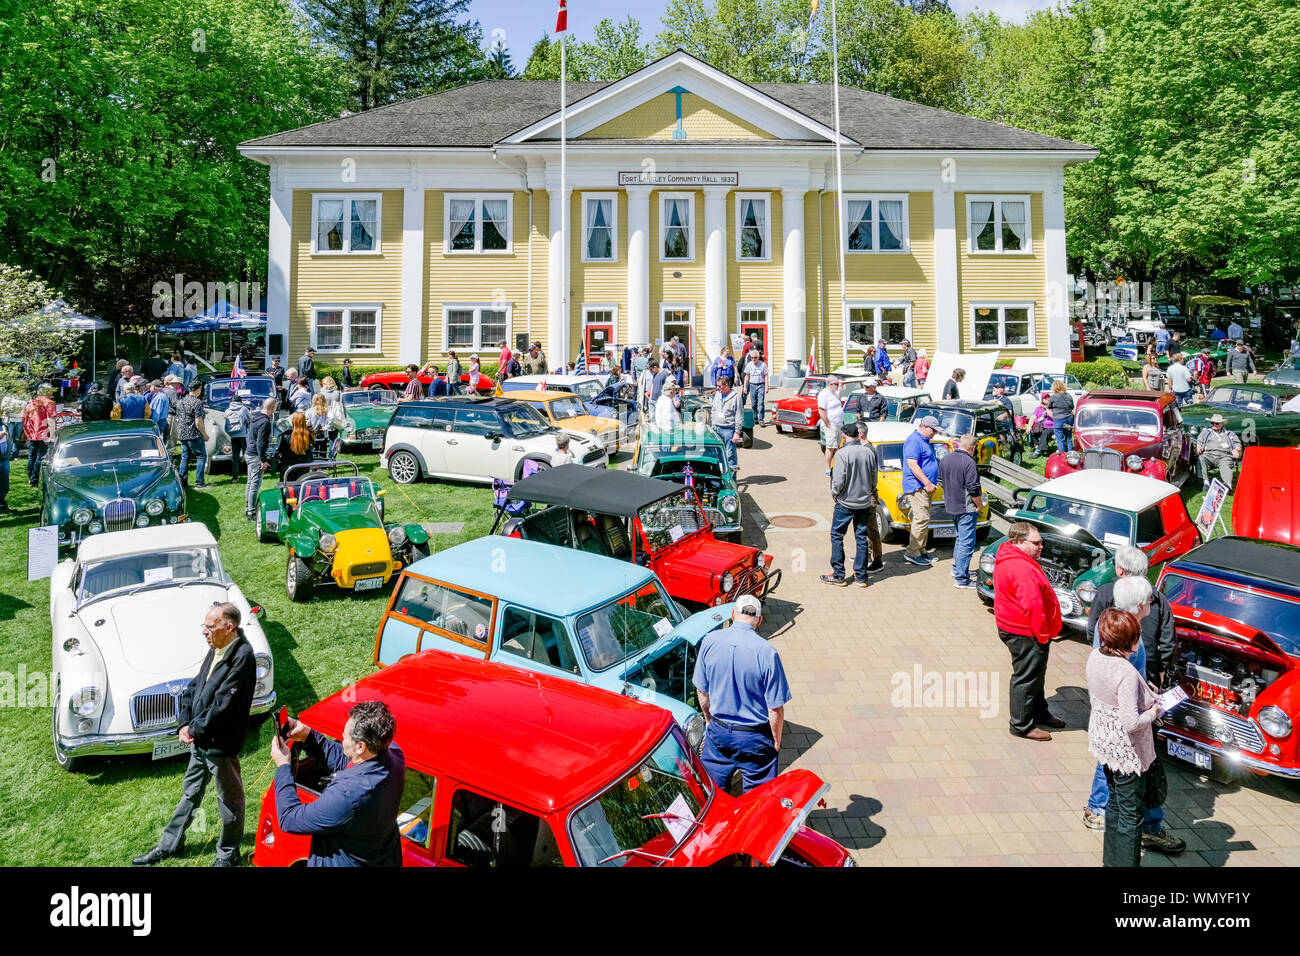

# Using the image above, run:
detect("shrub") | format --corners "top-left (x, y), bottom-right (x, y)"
top-left (1067, 358), bottom-right (1131, 390)
top-left (316, 360), bottom-right (500, 383)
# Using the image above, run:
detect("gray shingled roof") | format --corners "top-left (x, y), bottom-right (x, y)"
top-left (241, 76), bottom-right (1090, 153)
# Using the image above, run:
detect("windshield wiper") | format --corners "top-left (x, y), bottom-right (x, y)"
top-left (597, 847), bottom-right (675, 866)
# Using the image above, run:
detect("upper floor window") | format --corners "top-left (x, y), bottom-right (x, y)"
top-left (966, 195), bottom-right (1031, 254)
top-left (582, 194), bottom-right (617, 262)
top-left (660, 193), bottom-right (695, 261)
top-left (446, 194), bottom-right (513, 254)
top-left (844, 194), bottom-right (908, 253)
top-left (312, 194), bottom-right (380, 254)
top-left (735, 193), bottom-right (770, 261)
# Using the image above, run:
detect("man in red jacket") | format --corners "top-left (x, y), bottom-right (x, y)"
top-left (993, 521), bottom-right (1065, 741)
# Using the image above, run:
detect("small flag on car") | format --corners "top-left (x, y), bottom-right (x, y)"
top-left (683, 464), bottom-right (694, 487)
top-left (231, 355), bottom-right (247, 383)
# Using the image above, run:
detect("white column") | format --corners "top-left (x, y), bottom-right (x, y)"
top-left (781, 188), bottom-right (807, 372)
top-left (547, 184), bottom-right (569, 364)
top-left (626, 185), bottom-right (651, 345)
top-left (265, 160), bottom-right (291, 364)
top-left (933, 188), bottom-right (960, 353)
top-left (1043, 169), bottom-right (1069, 360)
top-left (703, 187), bottom-right (728, 370)
top-left (399, 183), bottom-right (425, 364)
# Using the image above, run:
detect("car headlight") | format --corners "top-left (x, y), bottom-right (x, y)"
top-left (842, 855), bottom-right (857, 867)
top-left (319, 533), bottom-right (337, 553)
top-left (145, 498), bottom-right (165, 516)
top-left (1065, 451), bottom-right (1081, 466)
top-left (1259, 706), bottom-right (1292, 740)
top-left (721, 495), bottom-right (738, 514)
top-left (87, 520), bottom-right (103, 534)
top-left (720, 571), bottom-right (735, 592)
top-left (685, 713), bottom-right (705, 752)
top-left (1126, 454), bottom-right (1143, 471)
top-left (69, 687), bottom-right (101, 717)
top-left (980, 552), bottom-right (996, 574)
top-left (135, 515), bottom-right (150, 527)
top-left (255, 653), bottom-right (272, 681)
top-left (388, 526), bottom-right (408, 548)
top-left (1076, 580), bottom-right (1096, 605)
top-left (72, 507), bottom-right (92, 525)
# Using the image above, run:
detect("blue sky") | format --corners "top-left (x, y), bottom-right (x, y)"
top-left (467, 0), bottom-right (1055, 69)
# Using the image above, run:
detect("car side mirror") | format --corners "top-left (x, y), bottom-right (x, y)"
top-left (487, 432), bottom-right (501, 442)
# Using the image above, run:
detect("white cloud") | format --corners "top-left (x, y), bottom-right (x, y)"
top-left (948, 0), bottom-right (1060, 23)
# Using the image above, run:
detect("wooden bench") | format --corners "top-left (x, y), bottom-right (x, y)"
top-left (982, 456), bottom-right (1046, 531)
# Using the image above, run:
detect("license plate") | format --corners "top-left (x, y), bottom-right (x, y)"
top-left (780, 424), bottom-right (793, 433)
top-left (355, 575), bottom-right (385, 591)
top-left (1166, 738), bottom-right (1212, 770)
top-left (371, 439), bottom-right (383, 449)
top-left (931, 526), bottom-right (957, 538)
top-left (152, 738), bottom-right (189, 761)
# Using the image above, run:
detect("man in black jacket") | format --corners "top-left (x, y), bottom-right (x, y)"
top-left (297, 348), bottom-right (316, 394)
top-left (244, 397), bottom-right (275, 520)
top-left (134, 602), bottom-right (257, 867)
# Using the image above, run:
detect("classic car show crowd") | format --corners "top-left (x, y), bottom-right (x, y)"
top-left (5, 319), bottom-right (1300, 870)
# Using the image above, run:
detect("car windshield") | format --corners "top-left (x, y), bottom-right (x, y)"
top-left (1206, 387), bottom-right (1275, 414)
top-left (1036, 373), bottom-right (1082, 392)
top-left (1075, 405), bottom-right (1161, 436)
top-left (342, 390), bottom-right (396, 408)
top-left (293, 476), bottom-right (375, 504)
top-left (77, 547), bottom-right (226, 604)
top-left (542, 396), bottom-right (588, 420)
top-left (987, 373), bottom-right (1021, 396)
top-left (56, 433), bottom-right (165, 468)
top-left (567, 381), bottom-right (603, 402)
top-left (207, 378), bottom-right (275, 409)
top-left (798, 379), bottom-right (827, 398)
top-left (914, 407), bottom-right (975, 436)
top-left (569, 729), bottom-right (713, 866)
top-left (1024, 494), bottom-right (1133, 548)
top-left (572, 580), bottom-right (683, 672)
top-left (874, 442), bottom-right (905, 470)
top-left (500, 404), bottom-right (552, 437)
top-left (641, 447), bottom-right (729, 478)
top-left (638, 488), bottom-right (710, 549)
top-left (1160, 574), bottom-right (1300, 658)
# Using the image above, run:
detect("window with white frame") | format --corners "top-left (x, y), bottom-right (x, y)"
top-left (735, 193), bottom-right (770, 261)
top-left (844, 194), bottom-right (908, 253)
top-left (443, 304), bottom-right (511, 351)
top-left (581, 194), bottom-right (616, 262)
top-left (312, 194), bottom-right (381, 254)
top-left (971, 303), bottom-right (1034, 348)
top-left (847, 304), bottom-right (912, 351)
top-left (311, 305), bottom-right (381, 353)
top-left (966, 195), bottom-right (1031, 253)
top-left (660, 193), bottom-right (694, 261)
top-left (445, 194), bottom-right (513, 254)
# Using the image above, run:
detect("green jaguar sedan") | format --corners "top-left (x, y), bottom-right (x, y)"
top-left (631, 422), bottom-right (743, 540)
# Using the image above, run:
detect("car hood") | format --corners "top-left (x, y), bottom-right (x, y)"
top-left (556, 414), bottom-right (619, 433)
top-left (658, 531), bottom-right (752, 571)
top-left (299, 502), bottom-right (385, 535)
top-left (1004, 511), bottom-right (1109, 554)
top-left (81, 583), bottom-right (232, 675)
top-left (51, 463), bottom-right (173, 505)
top-left (1168, 606), bottom-right (1292, 662)
top-left (775, 396), bottom-right (816, 409)
top-left (1075, 430), bottom-right (1160, 455)
top-left (345, 406), bottom-right (397, 429)
top-left (687, 770), bottom-right (830, 866)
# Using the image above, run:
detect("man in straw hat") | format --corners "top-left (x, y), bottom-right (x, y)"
top-left (1195, 413), bottom-right (1242, 490)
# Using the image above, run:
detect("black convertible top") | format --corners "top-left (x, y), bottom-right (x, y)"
top-left (1174, 536), bottom-right (1300, 594)
top-left (506, 464), bottom-right (687, 516)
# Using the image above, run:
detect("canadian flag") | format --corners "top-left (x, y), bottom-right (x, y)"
top-left (807, 336), bottom-right (818, 375)
top-left (556, 0), bottom-right (567, 33)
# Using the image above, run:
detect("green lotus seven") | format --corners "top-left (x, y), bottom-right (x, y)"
top-left (41, 420), bottom-right (186, 552)
top-left (255, 461), bottom-right (433, 601)
top-left (631, 422), bottom-right (743, 540)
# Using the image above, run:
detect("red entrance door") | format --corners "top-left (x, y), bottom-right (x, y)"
top-left (585, 323), bottom-right (613, 372)
top-left (739, 315), bottom-right (770, 366)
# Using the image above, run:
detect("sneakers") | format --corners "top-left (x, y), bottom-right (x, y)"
top-left (953, 579), bottom-right (976, 589)
top-left (866, 559), bottom-right (883, 571)
top-left (820, 574), bottom-right (851, 587)
top-left (904, 553), bottom-right (932, 568)
top-left (194, 482), bottom-right (209, 489)
top-left (824, 470), bottom-right (832, 477)
top-left (1141, 828), bottom-right (1186, 854)
top-left (856, 577), bottom-right (870, 588)
top-left (1082, 808), bottom-right (1105, 831)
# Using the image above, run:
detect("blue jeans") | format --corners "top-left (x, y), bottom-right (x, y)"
top-left (179, 437), bottom-right (206, 485)
top-left (715, 425), bottom-right (739, 472)
top-left (27, 438), bottom-right (47, 484)
top-left (245, 457), bottom-right (263, 516)
top-left (0, 458), bottom-right (9, 507)
top-left (748, 384), bottom-right (765, 423)
top-left (904, 369), bottom-right (917, 387)
top-left (951, 510), bottom-right (978, 584)
top-left (1053, 414), bottom-right (1074, 454)
top-left (701, 722), bottom-right (778, 794)
top-left (830, 501), bottom-right (872, 581)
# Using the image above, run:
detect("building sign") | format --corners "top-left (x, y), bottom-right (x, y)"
top-left (618, 171), bottom-right (738, 187)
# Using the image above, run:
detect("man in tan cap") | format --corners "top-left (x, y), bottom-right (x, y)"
top-left (1195, 414), bottom-right (1242, 489)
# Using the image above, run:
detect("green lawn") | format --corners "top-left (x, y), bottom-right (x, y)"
top-left (0, 448), bottom-right (503, 866)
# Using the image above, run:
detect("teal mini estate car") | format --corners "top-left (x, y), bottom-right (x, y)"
top-left (373, 536), bottom-right (737, 751)
top-left (41, 419), bottom-right (186, 552)
top-left (631, 421), bottom-right (743, 540)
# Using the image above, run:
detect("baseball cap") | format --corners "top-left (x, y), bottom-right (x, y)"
top-left (919, 415), bottom-right (941, 429)
top-left (734, 594), bottom-right (763, 618)
top-left (865, 377), bottom-right (879, 387)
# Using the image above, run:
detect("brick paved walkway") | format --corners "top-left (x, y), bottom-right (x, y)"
top-left (738, 388), bottom-right (1300, 866)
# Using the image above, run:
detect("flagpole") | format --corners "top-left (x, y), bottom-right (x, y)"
top-left (830, 0), bottom-right (846, 375)
top-left (560, 28), bottom-right (569, 367)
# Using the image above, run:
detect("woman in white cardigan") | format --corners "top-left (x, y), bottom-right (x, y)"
top-left (1087, 607), bottom-right (1163, 866)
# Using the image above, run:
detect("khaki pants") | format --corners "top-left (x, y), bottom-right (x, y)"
top-left (905, 489), bottom-right (933, 558)
top-left (867, 497), bottom-right (883, 564)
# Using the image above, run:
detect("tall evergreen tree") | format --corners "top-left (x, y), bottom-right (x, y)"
top-left (484, 36), bottom-right (514, 79)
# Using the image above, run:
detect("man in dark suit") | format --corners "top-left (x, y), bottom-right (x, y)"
top-left (133, 602), bottom-right (257, 866)
top-left (270, 700), bottom-right (406, 866)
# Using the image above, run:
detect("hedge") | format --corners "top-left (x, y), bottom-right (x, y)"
top-left (1066, 358), bottom-right (1131, 390)
top-left (314, 360), bottom-right (500, 383)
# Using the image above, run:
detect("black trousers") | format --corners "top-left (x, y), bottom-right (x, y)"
top-left (1102, 766), bottom-right (1145, 867)
top-left (229, 437), bottom-right (246, 478)
top-left (999, 629), bottom-right (1051, 735)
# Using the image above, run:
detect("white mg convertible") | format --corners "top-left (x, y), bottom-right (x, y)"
top-left (50, 523), bottom-right (275, 772)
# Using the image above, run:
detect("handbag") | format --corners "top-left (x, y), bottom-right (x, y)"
top-left (1143, 757), bottom-right (1168, 808)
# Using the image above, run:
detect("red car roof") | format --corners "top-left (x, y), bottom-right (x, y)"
top-left (1083, 389), bottom-right (1176, 408)
top-left (299, 650), bottom-right (673, 813)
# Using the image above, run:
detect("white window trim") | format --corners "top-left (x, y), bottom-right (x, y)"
top-left (845, 301), bottom-right (913, 356)
top-left (659, 192), bottom-right (696, 263)
top-left (443, 193), bottom-right (515, 255)
top-left (842, 193), bottom-right (910, 255)
top-left (311, 193), bottom-right (383, 256)
top-left (581, 305), bottom-right (619, 365)
top-left (580, 193), bottom-right (618, 263)
top-left (441, 302), bottom-right (514, 352)
top-left (734, 192), bottom-right (772, 262)
top-left (965, 194), bottom-right (1033, 255)
top-left (970, 301), bottom-right (1036, 349)
top-left (310, 303), bottom-right (383, 354)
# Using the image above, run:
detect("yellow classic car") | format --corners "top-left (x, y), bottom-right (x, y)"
top-left (862, 421), bottom-right (992, 541)
top-left (506, 390), bottom-right (623, 454)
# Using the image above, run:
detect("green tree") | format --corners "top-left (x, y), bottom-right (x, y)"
top-left (0, 265), bottom-right (81, 403)
top-left (484, 35), bottom-right (515, 79)
top-left (587, 17), bottom-right (653, 81)
top-left (656, 0), bottom-right (816, 82)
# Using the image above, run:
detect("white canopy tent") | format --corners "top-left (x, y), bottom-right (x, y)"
top-left (23, 299), bottom-right (114, 384)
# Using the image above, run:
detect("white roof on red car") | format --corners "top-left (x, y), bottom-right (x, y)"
top-left (1035, 470), bottom-right (1177, 512)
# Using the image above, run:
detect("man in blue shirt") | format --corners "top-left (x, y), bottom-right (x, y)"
top-left (271, 699), bottom-right (406, 866)
top-left (1153, 326), bottom-right (1171, 355)
top-left (902, 416), bottom-right (941, 567)
top-left (692, 595), bottom-right (792, 793)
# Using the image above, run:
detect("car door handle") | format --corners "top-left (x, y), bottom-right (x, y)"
top-left (446, 439), bottom-right (458, 445)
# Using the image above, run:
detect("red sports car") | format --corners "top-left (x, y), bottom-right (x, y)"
top-left (1045, 389), bottom-right (1191, 482)
top-left (359, 369), bottom-right (495, 394)
top-left (1232, 447), bottom-right (1300, 546)
top-left (772, 374), bottom-right (870, 435)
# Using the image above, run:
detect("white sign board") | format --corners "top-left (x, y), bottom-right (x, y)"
top-left (618, 171), bottom-right (738, 187)
top-left (923, 351), bottom-right (1000, 401)
top-left (27, 525), bottom-right (59, 581)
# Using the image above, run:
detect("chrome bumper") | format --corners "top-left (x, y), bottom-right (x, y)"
top-left (1160, 728), bottom-right (1300, 779)
top-left (56, 691), bottom-right (276, 758)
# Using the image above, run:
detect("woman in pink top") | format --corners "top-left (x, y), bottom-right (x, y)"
top-left (913, 350), bottom-right (930, 385)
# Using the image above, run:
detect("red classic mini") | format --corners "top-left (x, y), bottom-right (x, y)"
top-left (253, 650), bottom-right (854, 866)
top-left (1045, 389), bottom-right (1191, 482)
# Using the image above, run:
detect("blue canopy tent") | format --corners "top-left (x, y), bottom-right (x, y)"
top-left (156, 301), bottom-right (267, 368)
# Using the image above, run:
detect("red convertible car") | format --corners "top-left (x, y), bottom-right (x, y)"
top-left (254, 649), bottom-right (854, 866)
top-left (1232, 447), bottom-right (1300, 546)
top-left (1156, 537), bottom-right (1300, 780)
top-left (359, 369), bottom-right (495, 394)
top-left (1045, 389), bottom-right (1191, 482)
top-left (772, 374), bottom-right (871, 435)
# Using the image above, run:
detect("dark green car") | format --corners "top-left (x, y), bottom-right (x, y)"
top-left (1180, 384), bottom-right (1300, 448)
top-left (255, 460), bottom-right (433, 601)
top-left (632, 422), bottom-right (743, 539)
top-left (339, 389), bottom-right (399, 449)
top-left (41, 420), bottom-right (186, 552)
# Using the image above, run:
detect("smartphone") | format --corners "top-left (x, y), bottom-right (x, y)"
top-left (276, 706), bottom-right (290, 741)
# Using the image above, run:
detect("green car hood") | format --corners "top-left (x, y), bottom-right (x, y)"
top-left (346, 406), bottom-right (397, 430)
top-left (294, 500), bottom-right (385, 536)
top-left (49, 462), bottom-right (176, 505)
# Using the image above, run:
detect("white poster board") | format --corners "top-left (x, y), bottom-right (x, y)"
top-left (1194, 479), bottom-right (1230, 538)
top-left (923, 351), bottom-right (1000, 401)
top-left (27, 525), bottom-right (59, 581)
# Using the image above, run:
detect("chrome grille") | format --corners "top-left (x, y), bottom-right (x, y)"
top-left (1166, 700), bottom-right (1265, 754)
top-left (1084, 448), bottom-right (1123, 471)
top-left (582, 448), bottom-right (605, 465)
top-left (103, 498), bottom-right (136, 533)
top-left (351, 561), bottom-right (388, 577)
top-left (130, 684), bottom-right (182, 731)
top-left (775, 409), bottom-right (807, 425)
top-left (1053, 587), bottom-right (1082, 617)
